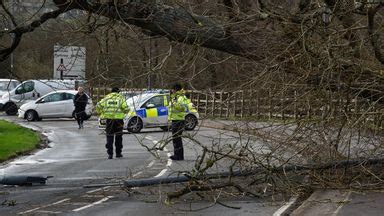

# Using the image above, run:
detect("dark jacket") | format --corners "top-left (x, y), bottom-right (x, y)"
top-left (74, 93), bottom-right (88, 112)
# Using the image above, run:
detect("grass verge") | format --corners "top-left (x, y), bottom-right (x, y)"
top-left (0, 120), bottom-right (40, 162)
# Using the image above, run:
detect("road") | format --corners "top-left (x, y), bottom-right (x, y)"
top-left (0, 114), bottom-right (284, 215)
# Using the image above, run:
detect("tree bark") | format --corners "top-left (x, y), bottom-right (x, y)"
top-left (368, 3), bottom-right (384, 64)
top-left (53, 0), bottom-right (285, 61)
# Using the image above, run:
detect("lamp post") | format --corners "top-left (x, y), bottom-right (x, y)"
top-left (147, 35), bottom-right (151, 89)
top-left (9, 0), bottom-right (15, 74)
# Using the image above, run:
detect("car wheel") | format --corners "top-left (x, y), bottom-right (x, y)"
top-left (160, 126), bottom-right (170, 131)
top-left (185, 114), bottom-right (198, 131)
top-left (26, 110), bottom-right (38, 122)
top-left (127, 117), bottom-right (143, 133)
top-left (4, 103), bottom-right (17, 115)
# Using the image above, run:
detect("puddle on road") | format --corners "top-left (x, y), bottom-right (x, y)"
top-left (11, 159), bottom-right (57, 165)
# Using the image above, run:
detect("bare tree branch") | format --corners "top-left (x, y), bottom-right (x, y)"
top-left (368, 3), bottom-right (384, 64)
top-left (0, 6), bottom-right (69, 61)
top-left (52, 0), bottom-right (282, 61)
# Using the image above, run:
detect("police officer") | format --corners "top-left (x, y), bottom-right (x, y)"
top-left (168, 83), bottom-right (189, 161)
top-left (96, 87), bottom-right (129, 159)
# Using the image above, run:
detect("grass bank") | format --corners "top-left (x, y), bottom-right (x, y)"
top-left (0, 120), bottom-right (40, 162)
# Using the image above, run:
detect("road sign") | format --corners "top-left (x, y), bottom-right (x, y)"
top-left (53, 45), bottom-right (86, 79)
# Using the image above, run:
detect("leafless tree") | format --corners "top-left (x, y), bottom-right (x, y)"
top-left (0, 0), bottom-right (384, 205)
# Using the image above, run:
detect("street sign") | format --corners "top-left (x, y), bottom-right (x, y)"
top-left (53, 45), bottom-right (86, 79)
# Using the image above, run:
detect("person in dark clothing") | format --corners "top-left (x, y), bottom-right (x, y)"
top-left (73, 87), bottom-right (88, 129)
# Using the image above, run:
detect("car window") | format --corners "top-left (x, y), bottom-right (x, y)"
top-left (166, 95), bottom-right (170, 106)
top-left (0, 81), bottom-right (8, 91)
top-left (63, 93), bottom-right (75, 100)
top-left (43, 93), bottom-right (63, 103)
top-left (15, 81), bottom-right (34, 94)
top-left (10, 81), bottom-right (18, 89)
top-left (142, 95), bottom-right (164, 108)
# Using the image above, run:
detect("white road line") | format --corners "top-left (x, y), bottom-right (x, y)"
top-left (166, 160), bottom-right (172, 167)
top-left (18, 198), bottom-right (70, 214)
top-left (145, 135), bottom-right (155, 141)
top-left (333, 191), bottom-right (352, 214)
top-left (72, 196), bottom-right (113, 212)
top-left (86, 186), bottom-right (111, 194)
top-left (144, 136), bottom-right (172, 176)
top-left (35, 210), bottom-right (62, 214)
top-left (272, 196), bottom-right (298, 216)
top-left (154, 169), bottom-right (168, 178)
top-left (133, 171), bottom-right (143, 177)
top-left (147, 161), bottom-right (155, 168)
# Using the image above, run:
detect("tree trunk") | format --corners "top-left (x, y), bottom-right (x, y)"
top-left (53, 0), bottom-right (287, 62)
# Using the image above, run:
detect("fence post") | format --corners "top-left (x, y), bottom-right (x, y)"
top-left (269, 88), bottom-right (272, 120)
top-left (281, 92), bottom-right (285, 121)
top-left (226, 92), bottom-right (230, 118)
top-left (219, 91), bottom-right (223, 118)
top-left (307, 97), bottom-right (311, 120)
top-left (249, 90), bottom-right (253, 117)
top-left (256, 90), bottom-right (260, 119)
top-left (96, 87), bottom-right (100, 103)
top-left (205, 93), bottom-right (208, 117)
top-left (294, 90), bottom-right (297, 120)
top-left (240, 90), bottom-right (244, 118)
top-left (196, 91), bottom-right (200, 113)
top-left (233, 91), bottom-right (237, 117)
top-left (212, 92), bottom-right (216, 117)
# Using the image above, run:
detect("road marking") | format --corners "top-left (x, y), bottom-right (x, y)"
top-left (333, 191), bottom-right (352, 214)
top-left (86, 186), bottom-right (111, 194)
top-left (154, 169), bottom-right (168, 178)
top-left (147, 161), bottom-right (155, 168)
top-left (18, 198), bottom-right (70, 214)
top-left (133, 171), bottom-right (143, 177)
top-left (35, 210), bottom-right (62, 214)
top-left (272, 196), bottom-right (298, 216)
top-left (72, 196), bottom-right (113, 212)
top-left (144, 136), bottom-right (172, 177)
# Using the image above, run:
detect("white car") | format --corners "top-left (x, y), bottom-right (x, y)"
top-left (0, 79), bottom-right (19, 98)
top-left (18, 90), bottom-right (93, 121)
top-left (99, 92), bottom-right (199, 133)
top-left (1, 79), bottom-right (85, 115)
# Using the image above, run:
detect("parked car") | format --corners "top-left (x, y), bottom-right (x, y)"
top-left (0, 79), bottom-right (85, 115)
top-left (18, 90), bottom-right (93, 121)
top-left (99, 92), bottom-right (199, 133)
top-left (0, 79), bottom-right (20, 98)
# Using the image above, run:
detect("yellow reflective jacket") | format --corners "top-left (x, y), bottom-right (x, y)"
top-left (96, 92), bottom-right (129, 119)
top-left (168, 90), bottom-right (189, 121)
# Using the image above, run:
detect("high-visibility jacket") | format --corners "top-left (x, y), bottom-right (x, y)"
top-left (96, 92), bottom-right (129, 119)
top-left (168, 90), bottom-right (189, 121)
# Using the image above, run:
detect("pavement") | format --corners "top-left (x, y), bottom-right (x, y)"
top-left (200, 118), bottom-right (384, 216)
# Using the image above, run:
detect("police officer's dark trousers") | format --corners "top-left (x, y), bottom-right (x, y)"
top-left (172, 120), bottom-right (185, 160)
top-left (105, 119), bottom-right (124, 157)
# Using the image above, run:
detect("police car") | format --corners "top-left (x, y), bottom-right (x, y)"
top-left (99, 92), bottom-right (199, 133)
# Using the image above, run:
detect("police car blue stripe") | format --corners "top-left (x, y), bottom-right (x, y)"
top-left (157, 106), bottom-right (168, 116)
top-left (136, 109), bottom-right (146, 118)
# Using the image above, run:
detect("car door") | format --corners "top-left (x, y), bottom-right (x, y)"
top-left (141, 95), bottom-right (167, 126)
top-left (63, 93), bottom-right (75, 117)
top-left (157, 95), bottom-right (168, 125)
top-left (13, 81), bottom-right (35, 102)
top-left (36, 93), bottom-right (65, 117)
